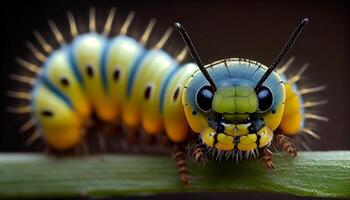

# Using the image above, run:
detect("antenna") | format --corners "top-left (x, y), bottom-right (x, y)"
top-left (255, 18), bottom-right (309, 90)
top-left (175, 22), bottom-right (217, 91)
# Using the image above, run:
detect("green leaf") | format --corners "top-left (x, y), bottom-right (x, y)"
top-left (0, 151), bottom-right (349, 198)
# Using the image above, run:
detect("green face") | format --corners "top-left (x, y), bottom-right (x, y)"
top-left (212, 86), bottom-right (258, 122)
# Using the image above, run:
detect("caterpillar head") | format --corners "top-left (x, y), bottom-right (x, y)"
top-left (182, 60), bottom-right (285, 151)
top-left (175, 19), bottom-right (308, 152)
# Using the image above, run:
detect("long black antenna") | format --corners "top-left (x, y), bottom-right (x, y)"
top-left (175, 22), bottom-right (217, 91)
top-left (255, 18), bottom-right (309, 90)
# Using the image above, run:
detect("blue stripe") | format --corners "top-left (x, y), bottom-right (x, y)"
top-left (68, 42), bottom-right (84, 86)
top-left (159, 65), bottom-right (179, 113)
top-left (126, 50), bottom-right (147, 97)
top-left (39, 75), bottom-right (73, 110)
top-left (30, 80), bottom-right (40, 114)
top-left (34, 50), bottom-right (73, 110)
top-left (100, 40), bottom-right (111, 93)
top-left (292, 81), bottom-right (306, 128)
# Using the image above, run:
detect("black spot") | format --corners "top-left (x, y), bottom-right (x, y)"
top-left (256, 86), bottom-right (273, 112)
top-left (192, 111), bottom-right (197, 115)
top-left (216, 123), bottom-right (225, 133)
top-left (86, 64), bottom-right (94, 78)
top-left (234, 137), bottom-right (240, 145)
top-left (213, 134), bottom-right (219, 146)
top-left (248, 119), bottom-right (265, 133)
top-left (215, 114), bottom-right (224, 121)
top-left (144, 85), bottom-right (152, 100)
top-left (256, 134), bottom-right (261, 148)
top-left (41, 110), bottom-right (53, 117)
top-left (196, 86), bottom-right (214, 112)
top-left (173, 87), bottom-right (180, 102)
top-left (113, 68), bottom-right (120, 82)
top-left (60, 77), bottom-right (69, 87)
top-left (248, 126), bottom-right (255, 133)
top-left (272, 109), bottom-right (276, 114)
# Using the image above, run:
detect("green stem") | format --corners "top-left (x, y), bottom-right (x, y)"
top-left (0, 151), bottom-right (349, 198)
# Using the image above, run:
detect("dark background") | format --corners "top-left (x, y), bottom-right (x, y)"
top-left (0, 0), bottom-right (349, 199)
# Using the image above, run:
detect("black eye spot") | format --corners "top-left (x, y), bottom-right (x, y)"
top-left (173, 87), bottom-right (180, 102)
top-left (144, 85), bottom-right (152, 100)
top-left (272, 110), bottom-right (276, 114)
top-left (60, 77), bottom-right (69, 87)
top-left (86, 64), bottom-right (94, 78)
top-left (256, 86), bottom-right (273, 112)
top-left (192, 111), bottom-right (197, 115)
top-left (41, 110), bottom-right (54, 117)
top-left (113, 68), bottom-right (120, 82)
top-left (196, 86), bottom-right (214, 112)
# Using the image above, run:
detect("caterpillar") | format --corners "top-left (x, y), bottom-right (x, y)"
top-left (8, 8), bottom-right (328, 186)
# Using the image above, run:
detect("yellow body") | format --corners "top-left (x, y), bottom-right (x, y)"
top-left (163, 63), bottom-right (197, 142)
top-left (32, 34), bottom-right (197, 150)
top-left (105, 36), bottom-right (144, 121)
top-left (32, 85), bottom-right (82, 150)
top-left (72, 34), bottom-right (117, 121)
top-left (122, 50), bottom-right (177, 134)
top-left (44, 50), bottom-right (91, 119)
top-left (279, 83), bottom-right (304, 135)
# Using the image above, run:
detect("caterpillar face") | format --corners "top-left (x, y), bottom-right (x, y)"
top-left (183, 59), bottom-right (285, 151)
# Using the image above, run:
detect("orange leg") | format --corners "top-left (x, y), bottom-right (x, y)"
top-left (276, 134), bottom-right (298, 157)
top-left (263, 148), bottom-right (275, 169)
top-left (192, 144), bottom-right (207, 164)
top-left (173, 146), bottom-right (191, 186)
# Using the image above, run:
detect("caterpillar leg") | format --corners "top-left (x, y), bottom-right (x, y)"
top-left (275, 134), bottom-right (297, 157)
top-left (118, 126), bottom-right (139, 153)
top-left (193, 145), bottom-right (205, 164)
top-left (191, 143), bottom-right (207, 164)
top-left (172, 145), bottom-right (191, 186)
top-left (263, 148), bottom-right (275, 169)
top-left (125, 127), bottom-right (139, 145)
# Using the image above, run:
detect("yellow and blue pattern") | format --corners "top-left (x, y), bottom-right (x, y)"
top-left (8, 10), bottom-right (326, 160)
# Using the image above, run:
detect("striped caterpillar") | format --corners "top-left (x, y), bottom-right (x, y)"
top-left (8, 8), bottom-right (327, 185)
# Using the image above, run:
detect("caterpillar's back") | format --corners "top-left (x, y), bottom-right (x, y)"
top-left (10, 8), bottom-right (197, 150)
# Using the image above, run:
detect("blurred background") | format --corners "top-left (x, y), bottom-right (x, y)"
top-left (0, 0), bottom-right (349, 199)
